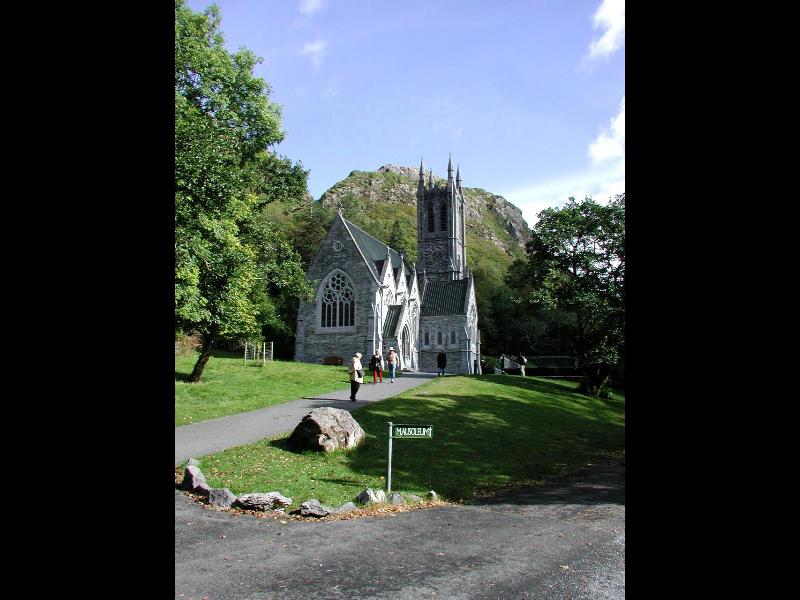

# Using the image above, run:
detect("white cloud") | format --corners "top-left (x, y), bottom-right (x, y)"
top-left (299, 0), bottom-right (325, 17)
top-left (587, 0), bottom-right (625, 60)
top-left (501, 164), bottom-right (624, 226)
top-left (501, 98), bottom-right (625, 225)
top-left (589, 96), bottom-right (625, 163)
top-left (322, 77), bottom-right (340, 98)
top-left (300, 38), bottom-right (327, 68)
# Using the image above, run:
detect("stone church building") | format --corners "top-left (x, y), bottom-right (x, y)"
top-left (295, 157), bottom-right (481, 374)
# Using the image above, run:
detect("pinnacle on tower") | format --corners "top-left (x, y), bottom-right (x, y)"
top-left (456, 164), bottom-right (461, 188)
top-left (427, 169), bottom-right (434, 188)
top-left (447, 154), bottom-right (453, 180)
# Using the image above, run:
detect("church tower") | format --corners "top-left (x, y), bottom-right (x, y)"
top-left (416, 156), bottom-right (468, 281)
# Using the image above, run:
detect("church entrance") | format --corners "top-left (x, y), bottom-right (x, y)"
top-left (401, 325), bottom-right (411, 370)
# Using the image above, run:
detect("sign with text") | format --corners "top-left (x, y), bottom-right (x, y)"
top-left (392, 424), bottom-right (433, 439)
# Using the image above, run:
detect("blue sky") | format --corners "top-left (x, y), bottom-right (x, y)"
top-left (185, 0), bottom-right (624, 226)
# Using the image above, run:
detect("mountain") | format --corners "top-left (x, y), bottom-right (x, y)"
top-left (318, 164), bottom-right (531, 258)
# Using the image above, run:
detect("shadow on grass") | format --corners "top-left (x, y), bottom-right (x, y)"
top-left (338, 384), bottom-right (625, 506)
top-left (472, 374), bottom-right (625, 409)
top-left (175, 372), bottom-right (193, 383)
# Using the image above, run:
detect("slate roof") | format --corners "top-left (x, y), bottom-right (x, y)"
top-left (383, 305), bottom-right (403, 337)
top-left (420, 279), bottom-right (471, 316)
top-left (342, 217), bottom-right (411, 282)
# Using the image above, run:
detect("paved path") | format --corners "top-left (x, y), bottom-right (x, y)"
top-left (175, 372), bottom-right (437, 465)
top-left (175, 462), bottom-right (625, 599)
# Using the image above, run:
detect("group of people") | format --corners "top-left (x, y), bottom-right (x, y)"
top-left (499, 352), bottom-right (528, 377)
top-left (347, 347), bottom-right (400, 401)
top-left (347, 347), bottom-right (455, 401)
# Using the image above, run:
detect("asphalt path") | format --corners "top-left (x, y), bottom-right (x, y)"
top-left (175, 372), bottom-right (437, 465)
top-left (175, 374), bottom-right (625, 599)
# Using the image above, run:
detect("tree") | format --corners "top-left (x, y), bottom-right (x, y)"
top-left (175, 0), bottom-right (313, 382)
top-left (519, 195), bottom-right (624, 396)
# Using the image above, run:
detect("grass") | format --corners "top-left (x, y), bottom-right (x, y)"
top-left (175, 350), bottom-right (351, 426)
top-left (188, 375), bottom-right (625, 507)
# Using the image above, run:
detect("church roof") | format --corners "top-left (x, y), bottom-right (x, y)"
top-left (383, 305), bottom-right (403, 337)
top-left (341, 217), bottom-right (411, 281)
top-left (421, 279), bottom-right (471, 316)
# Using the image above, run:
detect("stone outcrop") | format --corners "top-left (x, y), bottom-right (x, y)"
top-left (288, 407), bottom-right (366, 453)
top-left (390, 492), bottom-right (405, 506)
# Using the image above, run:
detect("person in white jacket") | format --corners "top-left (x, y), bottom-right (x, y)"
top-left (348, 352), bottom-right (364, 401)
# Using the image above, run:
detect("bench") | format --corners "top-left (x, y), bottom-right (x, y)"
top-left (322, 356), bottom-right (343, 366)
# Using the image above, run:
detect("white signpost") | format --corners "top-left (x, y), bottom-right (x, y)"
top-left (386, 421), bottom-right (433, 493)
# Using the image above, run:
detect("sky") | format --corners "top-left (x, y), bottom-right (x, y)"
top-left (185, 0), bottom-right (624, 226)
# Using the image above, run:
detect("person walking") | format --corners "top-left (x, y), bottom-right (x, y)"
top-left (348, 351), bottom-right (364, 401)
top-left (517, 353), bottom-right (527, 377)
top-left (386, 347), bottom-right (398, 383)
top-left (437, 350), bottom-right (447, 376)
top-left (369, 350), bottom-right (383, 384)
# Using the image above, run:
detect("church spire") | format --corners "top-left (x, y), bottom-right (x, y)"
top-left (427, 169), bottom-right (434, 189)
top-left (447, 154), bottom-right (453, 181)
top-left (456, 164), bottom-right (461, 189)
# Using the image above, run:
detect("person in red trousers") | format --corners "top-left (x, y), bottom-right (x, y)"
top-left (369, 350), bottom-right (384, 383)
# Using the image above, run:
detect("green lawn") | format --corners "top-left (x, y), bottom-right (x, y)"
top-left (175, 350), bottom-right (351, 426)
top-left (189, 375), bottom-right (625, 506)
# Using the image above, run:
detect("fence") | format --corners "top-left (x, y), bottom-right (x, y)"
top-left (243, 341), bottom-right (274, 367)
top-left (498, 355), bottom-right (582, 378)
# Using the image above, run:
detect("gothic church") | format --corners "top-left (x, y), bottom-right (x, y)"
top-left (295, 157), bottom-right (481, 374)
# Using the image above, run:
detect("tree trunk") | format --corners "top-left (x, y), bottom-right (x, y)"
top-left (189, 331), bottom-right (216, 383)
top-left (577, 362), bottom-right (612, 396)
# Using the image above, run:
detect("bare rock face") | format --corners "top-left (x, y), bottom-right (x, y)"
top-left (318, 165), bottom-right (531, 255)
top-left (236, 492), bottom-right (293, 511)
top-left (288, 407), bottom-right (366, 453)
top-left (391, 492), bottom-right (405, 506)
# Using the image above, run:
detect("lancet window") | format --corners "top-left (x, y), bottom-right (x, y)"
top-left (320, 270), bottom-right (355, 328)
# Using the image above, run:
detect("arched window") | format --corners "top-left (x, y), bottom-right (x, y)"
top-left (424, 330), bottom-right (430, 345)
top-left (437, 330), bottom-right (442, 345)
top-left (427, 203), bottom-right (435, 232)
top-left (450, 327), bottom-right (456, 344)
top-left (320, 271), bottom-right (355, 328)
top-left (440, 202), bottom-right (447, 231)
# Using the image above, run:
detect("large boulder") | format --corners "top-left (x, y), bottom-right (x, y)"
top-left (236, 492), bottom-right (293, 511)
top-left (299, 499), bottom-right (333, 518)
top-left (288, 408), bottom-right (366, 453)
top-left (180, 465), bottom-right (211, 496)
top-left (355, 488), bottom-right (386, 506)
top-left (208, 488), bottom-right (237, 508)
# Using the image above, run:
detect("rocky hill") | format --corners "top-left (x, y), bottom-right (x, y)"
top-left (318, 164), bottom-right (530, 256)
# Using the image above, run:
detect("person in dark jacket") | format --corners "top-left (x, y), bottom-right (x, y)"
top-left (369, 350), bottom-right (383, 384)
top-left (437, 351), bottom-right (447, 376)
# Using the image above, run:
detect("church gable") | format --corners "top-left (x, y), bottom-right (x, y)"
top-left (297, 158), bottom-right (478, 374)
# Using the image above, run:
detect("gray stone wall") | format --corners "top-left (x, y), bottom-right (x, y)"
top-left (296, 219), bottom-right (378, 364)
top-left (418, 314), bottom-right (474, 374)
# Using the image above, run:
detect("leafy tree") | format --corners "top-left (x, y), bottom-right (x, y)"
top-left (519, 195), bottom-right (625, 396)
top-left (175, 0), bottom-right (313, 382)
